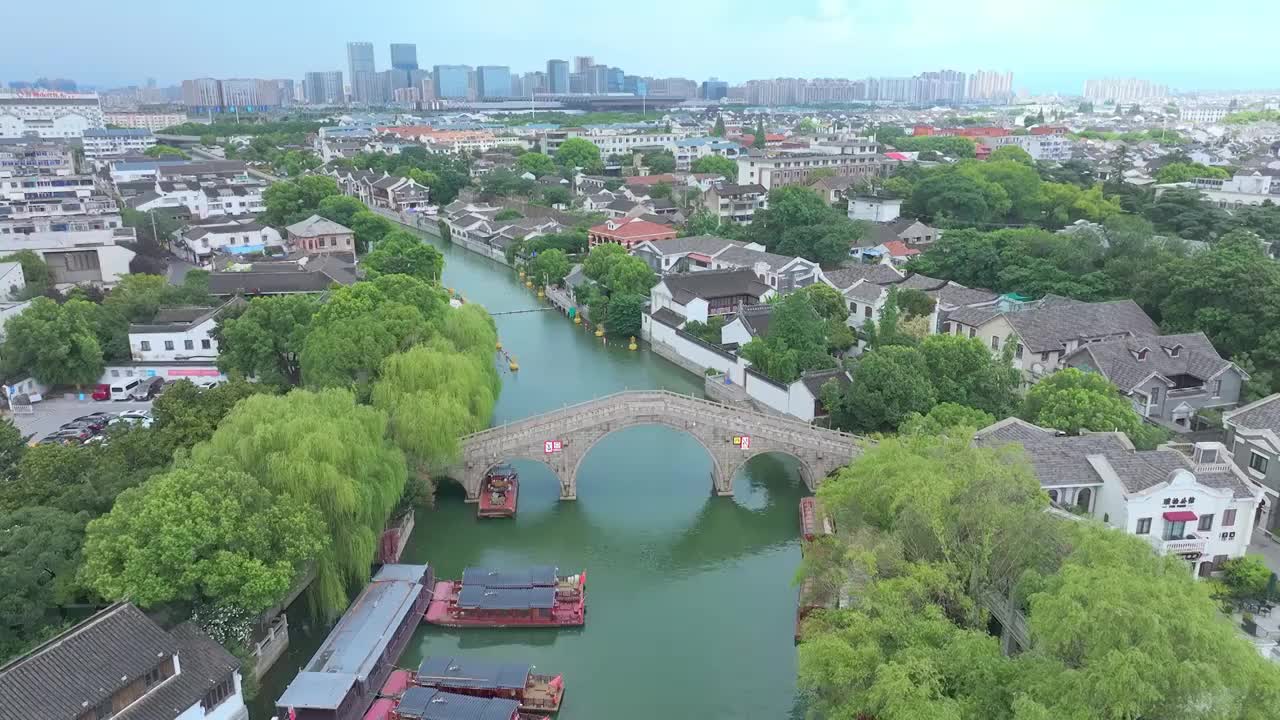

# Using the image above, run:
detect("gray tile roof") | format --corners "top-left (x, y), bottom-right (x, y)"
top-left (1065, 332), bottom-right (1234, 392)
top-left (641, 235), bottom-right (738, 256)
top-left (286, 214), bottom-right (352, 238)
top-left (949, 297), bottom-right (1158, 353)
top-left (0, 604), bottom-right (236, 720)
top-left (1224, 394), bottom-right (1280, 433)
top-left (800, 368), bottom-right (851, 397)
top-left (738, 303), bottom-right (774, 337)
top-left (714, 244), bottom-right (797, 272)
top-left (822, 264), bottom-right (903, 290)
top-left (661, 269), bottom-right (772, 304)
top-left (975, 418), bottom-right (1256, 498)
top-left (650, 307), bottom-right (686, 328)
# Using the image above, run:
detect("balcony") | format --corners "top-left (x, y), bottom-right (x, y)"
top-left (1148, 532), bottom-right (1207, 556)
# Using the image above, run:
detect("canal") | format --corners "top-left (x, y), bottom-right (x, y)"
top-left (251, 226), bottom-right (808, 720)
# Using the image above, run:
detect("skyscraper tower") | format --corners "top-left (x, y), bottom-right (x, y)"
top-left (346, 41), bottom-right (375, 103)
top-left (390, 44), bottom-right (418, 71)
top-left (574, 56), bottom-right (594, 75)
top-left (546, 59), bottom-right (569, 94)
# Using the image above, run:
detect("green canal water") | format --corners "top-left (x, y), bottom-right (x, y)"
top-left (251, 226), bottom-right (808, 720)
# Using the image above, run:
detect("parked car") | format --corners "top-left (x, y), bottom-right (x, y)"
top-left (130, 377), bottom-right (166, 401)
top-left (72, 412), bottom-right (115, 432)
top-left (110, 378), bottom-right (143, 401)
top-left (38, 430), bottom-right (86, 446)
top-left (116, 409), bottom-right (152, 421)
top-left (49, 426), bottom-right (93, 442)
top-left (60, 420), bottom-right (103, 435)
top-left (91, 383), bottom-right (111, 401)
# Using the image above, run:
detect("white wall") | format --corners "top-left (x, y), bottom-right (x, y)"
top-left (101, 363), bottom-right (226, 386)
top-left (174, 671), bottom-right (247, 720)
top-left (130, 318), bottom-right (220, 361)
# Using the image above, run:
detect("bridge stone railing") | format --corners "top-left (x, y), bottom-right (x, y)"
top-left (453, 390), bottom-right (862, 501)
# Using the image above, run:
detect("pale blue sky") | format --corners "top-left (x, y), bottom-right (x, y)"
top-left (6, 0), bottom-right (1278, 93)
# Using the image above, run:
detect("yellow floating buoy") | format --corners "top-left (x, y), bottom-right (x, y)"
top-left (495, 341), bottom-right (503, 350)
top-left (573, 315), bottom-right (582, 325)
top-left (518, 270), bottom-right (525, 279)
top-left (537, 288), bottom-right (545, 299)
top-left (525, 280), bottom-right (533, 288)
top-left (594, 324), bottom-right (604, 337)
top-left (509, 357), bottom-right (519, 371)
top-left (628, 335), bottom-right (638, 351)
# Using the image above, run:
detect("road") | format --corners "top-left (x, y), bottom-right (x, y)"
top-left (12, 397), bottom-right (154, 442)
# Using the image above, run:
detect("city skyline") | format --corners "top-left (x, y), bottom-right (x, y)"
top-left (5, 0), bottom-right (1279, 94)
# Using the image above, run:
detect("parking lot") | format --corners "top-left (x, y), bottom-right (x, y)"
top-left (10, 396), bottom-right (155, 443)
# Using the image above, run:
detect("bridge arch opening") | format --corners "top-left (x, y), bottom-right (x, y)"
top-left (570, 424), bottom-right (724, 516)
top-left (729, 451), bottom-right (814, 512)
top-left (478, 458), bottom-right (565, 514)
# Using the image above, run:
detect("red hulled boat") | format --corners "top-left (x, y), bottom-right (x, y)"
top-left (415, 656), bottom-right (564, 713)
top-left (478, 465), bottom-right (519, 519)
top-left (425, 566), bottom-right (586, 628)
top-left (392, 685), bottom-right (549, 720)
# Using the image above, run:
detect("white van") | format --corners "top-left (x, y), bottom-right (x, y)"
top-left (110, 379), bottom-right (141, 401)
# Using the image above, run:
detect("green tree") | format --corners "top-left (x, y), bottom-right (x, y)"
top-left (606, 255), bottom-right (658, 296)
top-left (919, 334), bottom-right (1020, 416)
top-left (711, 115), bottom-right (726, 137)
top-left (190, 389), bottom-right (408, 616)
top-left (0, 418), bottom-right (25, 484)
top-left (261, 175), bottom-right (341, 226)
top-left (689, 154), bottom-right (738, 179)
top-left (603, 293), bottom-right (646, 338)
top-left (988, 145), bottom-right (1034, 165)
top-left (348, 209), bottom-right (394, 253)
top-left (556, 137), bottom-right (603, 172)
top-left (150, 379), bottom-right (273, 450)
top-left (316, 194), bottom-right (367, 229)
top-left (1022, 368), bottom-right (1165, 448)
top-left (81, 461), bottom-right (326, 614)
top-left (739, 292), bottom-right (836, 383)
top-left (753, 120), bottom-right (766, 149)
top-left (525, 248), bottom-right (572, 286)
top-left (643, 150), bottom-right (676, 174)
top-left (899, 402), bottom-right (996, 436)
top-left (0, 250), bottom-right (50, 298)
top-left (1155, 162), bottom-right (1230, 184)
top-left (362, 230), bottom-right (444, 283)
top-left (682, 316), bottom-right (726, 344)
top-left (1, 297), bottom-right (103, 386)
top-left (516, 151), bottom-right (557, 177)
top-left (143, 144), bottom-right (188, 159)
top-left (217, 294), bottom-right (320, 387)
top-left (582, 242), bottom-right (628, 283)
top-left (682, 208), bottom-right (721, 237)
top-left (1220, 555), bottom-right (1272, 601)
top-left (835, 345), bottom-right (937, 432)
top-left (538, 185), bottom-right (572, 207)
top-left (0, 506), bottom-right (88, 659)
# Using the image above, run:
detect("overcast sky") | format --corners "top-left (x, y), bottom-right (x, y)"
top-left (6, 0), bottom-right (1278, 93)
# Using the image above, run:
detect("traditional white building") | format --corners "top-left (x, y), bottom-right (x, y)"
top-left (128, 303), bottom-right (237, 362)
top-left (0, 92), bottom-right (105, 139)
top-left (0, 228), bottom-right (135, 286)
top-left (977, 418), bottom-right (1264, 576)
top-left (81, 128), bottom-right (157, 162)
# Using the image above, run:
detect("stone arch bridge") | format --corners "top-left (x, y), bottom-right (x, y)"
top-left (452, 390), bottom-right (863, 502)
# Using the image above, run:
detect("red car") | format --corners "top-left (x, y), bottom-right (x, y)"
top-left (91, 383), bottom-right (111, 401)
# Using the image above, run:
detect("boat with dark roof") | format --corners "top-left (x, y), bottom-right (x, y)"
top-left (393, 685), bottom-right (550, 720)
top-left (477, 465), bottom-right (518, 519)
top-left (275, 564), bottom-right (433, 720)
top-left (425, 566), bottom-right (586, 628)
top-left (415, 656), bottom-right (565, 713)
top-left (799, 497), bottom-right (834, 545)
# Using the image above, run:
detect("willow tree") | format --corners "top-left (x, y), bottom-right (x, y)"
top-left (190, 389), bottom-right (408, 616)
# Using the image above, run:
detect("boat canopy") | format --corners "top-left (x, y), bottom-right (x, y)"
top-left (457, 585), bottom-right (556, 610)
top-left (396, 686), bottom-right (519, 720)
top-left (462, 566), bottom-right (557, 588)
top-left (416, 656), bottom-right (531, 690)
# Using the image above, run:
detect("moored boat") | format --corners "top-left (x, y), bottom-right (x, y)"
top-left (393, 686), bottom-right (548, 720)
top-left (799, 497), bottom-right (834, 545)
top-left (478, 465), bottom-right (519, 519)
top-left (425, 566), bottom-right (586, 628)
top-left (415, 656), bottom-right (565, 713)
top-left (276, 564), bottom-right (433, 720)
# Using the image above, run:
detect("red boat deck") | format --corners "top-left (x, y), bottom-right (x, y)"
top-left (379, 669), bottom-right (412, 698)
top-left (362, 698), bottom-right (395, 720)
top-left (478, 473), bottom-right (518, 518)
top-left (425, 573), bottom-right (586, 628)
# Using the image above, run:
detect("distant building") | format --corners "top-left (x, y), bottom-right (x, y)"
top-left (129, 303), bottom-right (239, 362)
top-left (476, 66), bottom-right (512, 100)
top-left (390, 43), bottom-right (418, 71)
top-left (979, 133), bottom-right (1073, 162)
top-left (304, 71), bottom-right (345, 105)
top-left (81, 128), bottom-right (155, 162)
top-left (103, 111), bottom-right (188, 131)
top-left (180, 78), bottom-right (224, 112)
top-left (546, 60), bottom-right (569, 94)
top-left (587, 217), bottom-right (677, 249)
top-left (0, 91), bottom-right (105, 139)
top-left (0, 138), bottom-right (76, 175)
top-left (701, 79), bottom-right (729, 101)
top-left (285, 214), bottom-right (355, 255)
top-left (347, 41), bottom-right (376, 103)
top-left (702, 183), bottom-right (766, 224)
top-left (1223, 394), bottom-right (1280, 535)
top-left (737, 151), bottom-right (880, 191)
top-left (0, 227), bottom-right (136, 286)
top-left (433, 65), bottom-right (471, 99)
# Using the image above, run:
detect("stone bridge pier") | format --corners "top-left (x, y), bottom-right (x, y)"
top-left (450, 390), bottom-right (862, 502)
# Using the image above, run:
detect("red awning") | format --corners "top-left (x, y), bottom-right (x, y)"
top-left (1163, 510), bottom-right (1198, 522)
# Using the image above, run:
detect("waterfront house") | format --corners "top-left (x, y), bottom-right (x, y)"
top-left (1223, 394), bottom-right (1280, 537)
top-left (208, 254), bottom-right (360, 297)
top-left (0, 603), bottom-right (247, 720)
top-left (976, 418), bottom-right (1263, 577)
top-left (587, 217), bottom-right (677, 250)
top-left (276, 564), bottom-right (433, 720)
top-left (1065, 332), bottom-right (1245, 432)
top-left (177, 219), bottom-right (283, 265)
top-left (648, 268), bottom-right (774, 325)
top-left (286, 214), bottom-right (356, 255)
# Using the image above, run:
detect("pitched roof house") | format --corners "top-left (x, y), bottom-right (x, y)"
top-left (1065, 333), bottom-right (1245, 432)
top-left (975, 418), bottom-right (1263, 577)
top-left (285, 214), bottom-right (355, 255)
top-left (0, 603), bottom-right (246, 720)
top-left (648, 268), bottom-right (774, 324)
top-left (587, 217), bottom-right (677, 250)
top-left (1222, 394), bottom-right (1280, 536)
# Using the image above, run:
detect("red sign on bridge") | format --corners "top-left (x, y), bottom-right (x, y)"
top-left (544, 440), bottom-right (564, 454)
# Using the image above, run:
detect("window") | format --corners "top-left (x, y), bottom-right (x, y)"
top-left (1213, 378), bottom-right (1222, 396)
top-left (1224, 509), bottom-right (1237, 527)
top-left (183, 339), bottom-right (194, 350)
top-left (164, 340), bottom-right (174, 351)
top-left (942, 322), bottom-right (951, 334)
top-left (863, 305), bottom-right (872, 319)
top-left (1198, 514), bottom-right (1214, 532)
top-left (111, 369), bottom-right (120, 377)
top-left (1164, 520), bottom-right (1187, 541)
top-left (968, 328), bottom-right (976, 339)
top-left (143, 665), bottom-right (164, 689)
top-left (1150, 386), bottom-right (1161, 404)
top-left (990, 336), bottom-right (1000, 351)
top-left (92, 698), bottom-right (115, 720)
top-left (1136, 517), bottom-right (1152, 535)
top-left (140, 341), bottom-right (151, 351)
top-left (1015, 344), bottom-right (1024, 360)
top-left (202, 675), bottom-right (236, 711)
top-left (201, 339), bottom-right (211, 349)
top-left (1250, 451), bottom-right (1269, 474)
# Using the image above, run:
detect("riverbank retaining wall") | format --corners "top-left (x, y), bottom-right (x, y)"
top-left (378, 208), bottom-right (512, 267)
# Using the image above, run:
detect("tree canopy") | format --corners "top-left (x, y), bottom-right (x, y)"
top-left (731, 185), bottom-right (863, 266)
top-left (361, 230), bottom-right (444, 284)
top-left (556, 138), bottom-right (603, 173)
top-left (689, 154), bottom-right (738, 179)
top-left (1, 297), bottom-right (103, 386)
top-left (739, 292), bottom-right (838, 383)
top-left (217, 294), bottom-right (320, 387)
top-left (260, 175), bottom-right (341, 227)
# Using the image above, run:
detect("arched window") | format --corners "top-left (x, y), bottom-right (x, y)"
top-left (1076, 487), bottom-right (1092, 512)
top-left (1047, 489), bottom-right (1059, 503)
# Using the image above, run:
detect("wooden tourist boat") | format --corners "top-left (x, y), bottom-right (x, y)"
top-left (392, 686), bottom-right (550, 720)
top-left (799, 497), bottom-right (834, 545)
top-left (276, 564), bottom-right (433, 720)
top-left (415, 656), bottom-right (564, 713)
top-left (478, 465), bottom-right (519, 519)
top-left (425, 566), bottom-right (586, 628)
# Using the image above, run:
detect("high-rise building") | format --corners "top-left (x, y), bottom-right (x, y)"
top-left (346, 41), bottom-right (376, 103)
top-left (181, 78), bottom-right (223, 111)
top-left (546, 60), bottom-right (569, 94)
top-left (390, 43), bottom-right (418, 71)
top-left (220, 79), bottom-right (281, 110)
top-left (607, 67), bottom-right (625, 93)
top-left (967, 70), bottom-right (1014, 102)
top-left (433, 65), bottom-right (471, 99)
top-left (304, 71), bottom-right (344, 105)
top-left (569, 73), bottom-right (586, 94)
top-left (588, 65), bottom-right (608, 94)
top-left (272, 79), bottom-right (295, 107)
top-left (1083, 77), bottom-right (1170, 103)
top-left (623, 75), bottom-right (646, 97)
top-left (701, 79), bottom-right (729, 101)
top-left (574, 56), bottom-right (594, 75)
top-left (476, 66), bottom-right (512, 100)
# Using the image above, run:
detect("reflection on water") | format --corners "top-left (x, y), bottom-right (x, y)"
top-left (248, 228), bottom-right (805, 720)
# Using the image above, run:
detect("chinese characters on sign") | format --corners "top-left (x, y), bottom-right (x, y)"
top-left (733, 435), bottom-right (752, 450)
top-left (544, 440), bottom-right (564, 454)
